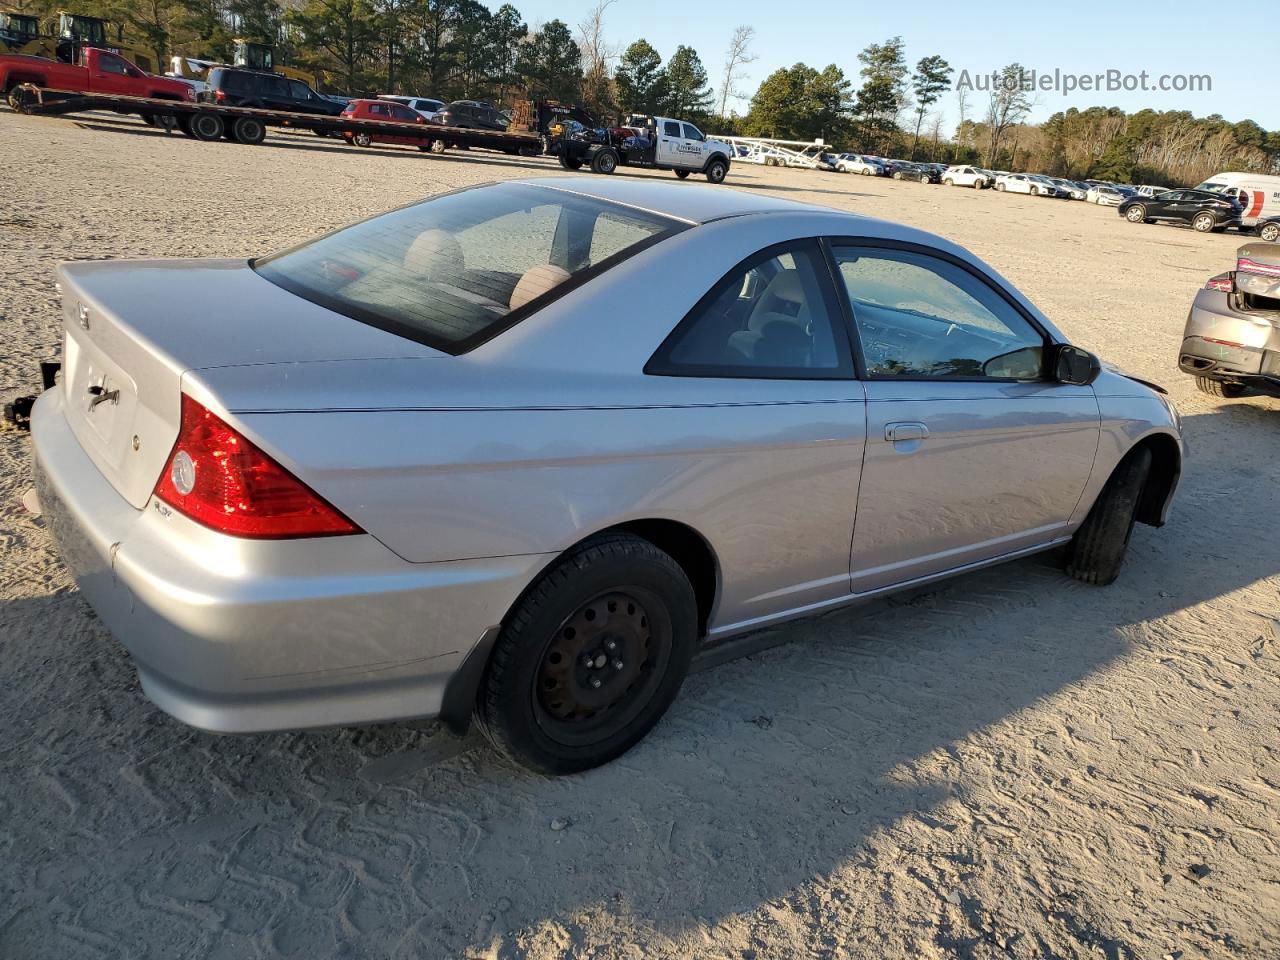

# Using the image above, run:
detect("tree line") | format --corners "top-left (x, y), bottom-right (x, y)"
top-left (11, 0), bottom-right (1279, 184)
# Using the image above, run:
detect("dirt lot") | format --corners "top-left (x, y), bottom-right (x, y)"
top-left (2, 110), bottom-right (1279, 960)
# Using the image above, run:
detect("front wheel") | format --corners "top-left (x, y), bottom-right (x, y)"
top-left (1192, 212), bottom-right (1215, 233)
top-left (704, 158), bottom-right (727, 184)
top-left (1065, 447), bottom-right (1152, 586)
top-left (1125, 204), bottom-right (1148, 223)
top-left (943, 178), bottom-right (953, 186)
top-left (1195, 376), bottom-right (1246, 398)
top-left (674, 169), bottom-right (690, 179)
top-left (474, 534), bottom-right (698, 774)
top-left (1257, 221), bottom-right (1280, 243)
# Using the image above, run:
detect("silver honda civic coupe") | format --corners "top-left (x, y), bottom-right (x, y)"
top-left (31, 177), bottom-right (1184, 773)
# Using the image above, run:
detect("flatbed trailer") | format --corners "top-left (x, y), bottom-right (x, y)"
top-left (9, 85), bottom-right (546, 154)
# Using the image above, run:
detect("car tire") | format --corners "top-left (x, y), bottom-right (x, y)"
top-left (996, 182), bottom-right (1005, 191)
top-left (430, 138), bottom-right (447, 153)
top-left (1259, 222), bottom-right (1280, 243)
top-left (1065, 447), bottom-right (1151, 586)
top-left (231, 116), bottom-right (265, 145)
top-left (705, 158), bottom-right (728, 184)
top-left (590, 148), bottom-right (618, 174)
top-left (189, 111), bottom-right (224, 141)
top-left (1125, 204), bottom-right (1148, 223)
top-left (313, 128), bottom-right (330, 137)
top-left (1195, 376), bottom-right (1246, 398)
top-left (353, 132), bottom-right (373, 148)
top-left (674, 169), bottom-right (690, 179)
top-left (1191, 212), bottom-right (1216, 233)
top-left (861, 167), bottom-right (871, 175)
top-left (943, 178), bottom-right (953, 186)
top-left (559, 155), bottom-right (583, 170)
top-left (176, 113), bottom-right (197, 138)
top-left (473, 533), bottom-right (698, 774)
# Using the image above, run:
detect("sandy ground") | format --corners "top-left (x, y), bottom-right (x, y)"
top-left (2, 110), bottom-right (1280, 960)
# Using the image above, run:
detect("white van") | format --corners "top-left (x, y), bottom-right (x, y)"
top-left (1196, 172), bottom-right (1280, 232)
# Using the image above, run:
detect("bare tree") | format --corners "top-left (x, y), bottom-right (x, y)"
top-left (578, 0), bottom-right (618, 116)
top-left (984, 63), bottom-right (1032, 167)
top-left (953, 82), bottom-right (968, 160)
top-left (716, 24), bottom-right (756, 119)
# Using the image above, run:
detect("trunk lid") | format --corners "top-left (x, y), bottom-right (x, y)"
top-left (56, 258), bottom-right (443, 508)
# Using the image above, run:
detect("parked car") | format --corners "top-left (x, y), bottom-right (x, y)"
top-left (1178, 241), bottom-right (1280, 399)
top-left (1132, 184), bottom-right (1168, 198)
top-left (1195, 171), bottom-right (1280, 232)
top-left (1257, 217), bottom-right (1280, 243)
top-left (28, 178), bottom-right (1183, 774)
top-left (201, 66), bottom-right (344, 118)
top-left (438, 99), bottom-right (508, 131)
top-left (378, 94), bottom-right (444, 122)
top-left (1087, 184), bottom-right (1129, 206)
top-left (1, 46), bottom-right (196, 110)
top-left (339, 98), bottom-right (436, 149)
top-left (1119, 188), bottom-right (1243, 233)
top-left (995, 173), bottom-right (1034, 194)
top-left (887, 160), bottom-right (933, 182)
top-left (942, 165), bottom-right (993, 188)
top-left (835, 153), bottom-right (884, 175)
top-left (1049, 178), bottom-right (1088, 200)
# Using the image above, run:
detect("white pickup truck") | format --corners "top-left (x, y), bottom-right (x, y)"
top-left (554, 115), bottom-right (734, 183)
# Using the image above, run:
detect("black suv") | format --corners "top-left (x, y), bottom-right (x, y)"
top-left (202, 68), bottom-right (344, 118)
top-left (1118, 188), bottom-right (1243, 233)
top-left (438, 100), bottom-right (509, 131)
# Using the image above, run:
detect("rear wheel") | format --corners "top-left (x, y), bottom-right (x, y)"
top-left (1259, 222), bottom-right (1280, 243)
top-left (231, 116), bottom-right (265, 145)
top-left (1125, 204), bottom-right (1148, 223)
top-left (474, 534), bottom-right (698, 774)
top-left (590, 148), bottom-right (618, 174)
top-left (352, 132), bottom-right (372, 148)
top-left (559, 155), bottom-right (583, 170)
top-left (1192, 212), bottom-right (1215, 233)
top-left (430, 138), bottom-right (447, 153)
top-left (1195, 376), bottom-right (1246, 398)
top-left (1065, 447), bottom-right (1152, 586)
top-left (189, 111), bottom-right (224, 141)
top-left (704, 158), bottom-right (727, 184)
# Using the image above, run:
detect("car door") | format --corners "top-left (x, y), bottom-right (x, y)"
top-left (644, 238), bottom-right (867, 627)
top-left (656, 120), bottom-right (691, 167)
top-left (829, 240), bottom-right (1100, 594)
top-left (88, 50), bottom-right (132, 95)
top-left (682, 123), bottom-right (710, 168)
top-left (388, 104), bottom-right (420, 143)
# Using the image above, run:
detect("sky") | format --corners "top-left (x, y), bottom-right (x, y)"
top-left (514, 0), bottom-right (1276, 133)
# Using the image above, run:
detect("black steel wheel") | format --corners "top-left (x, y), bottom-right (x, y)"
top-left (704, 158), bottom-right (727, 183)
top-left (474, 533), bottom-right (698, 774)
top-left (674, 169), bottom-right (690, 179)
top-left (559, 155), bottom-right (583, 170)
top-left (231, 116), bottom-right (266, 145)
top-left (190, 111), bottom-right (224, 141)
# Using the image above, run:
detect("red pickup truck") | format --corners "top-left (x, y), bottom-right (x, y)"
top-left (1, 46), bottom-right (195, 108)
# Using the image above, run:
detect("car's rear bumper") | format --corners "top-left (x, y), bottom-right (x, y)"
top-left (31, 387), bottom-right (549, 734)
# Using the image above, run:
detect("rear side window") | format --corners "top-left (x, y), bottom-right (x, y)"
top-left (663, 121), bottom-right (680, 137)
top-left (254, 182), bottom-right (686, 354)
top-left (646, 240), bottom-right (853, 379)
top-left (262, 74), bottom-right (290, 97)
top-left (369, 102), bottom-right (389, 116)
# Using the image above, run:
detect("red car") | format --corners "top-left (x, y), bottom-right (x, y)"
top-left (340, 98), bottom-right (438, 149)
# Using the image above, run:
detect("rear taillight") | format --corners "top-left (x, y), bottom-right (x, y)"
top-left (1205, 276), bottom-right (1234, 292)
top-left (1238, 257), bottom-right (1280, 278)
top-left (153, 395), bottom-right (360, 539)
top-left (214, 89), bottom-right (225, 102)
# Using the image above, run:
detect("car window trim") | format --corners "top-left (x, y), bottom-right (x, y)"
top-left (824, 236), bottom-right (1054, 384)
top-left (644, 238), bottom-right (858, 381)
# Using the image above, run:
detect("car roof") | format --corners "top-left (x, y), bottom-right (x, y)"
top-left (512, 177), bottom-right (839, 225)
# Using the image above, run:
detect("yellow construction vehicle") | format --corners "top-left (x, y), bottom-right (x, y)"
top-left (0, 10), bottom-right (40, 51)
top-left (6, 12), bottom-right (161, 73)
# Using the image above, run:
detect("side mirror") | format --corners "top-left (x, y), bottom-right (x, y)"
top-left (1051, 343), bottom-right (1101, 385)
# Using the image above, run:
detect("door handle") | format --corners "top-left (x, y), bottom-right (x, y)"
top-left (885, 421), bottom-right (929, 442)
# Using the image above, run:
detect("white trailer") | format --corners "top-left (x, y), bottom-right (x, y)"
top-left (720, 136), bottom-right (835, 171)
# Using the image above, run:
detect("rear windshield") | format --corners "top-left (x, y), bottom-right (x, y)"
top-left (254, 182), bottom-right (686, 353)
